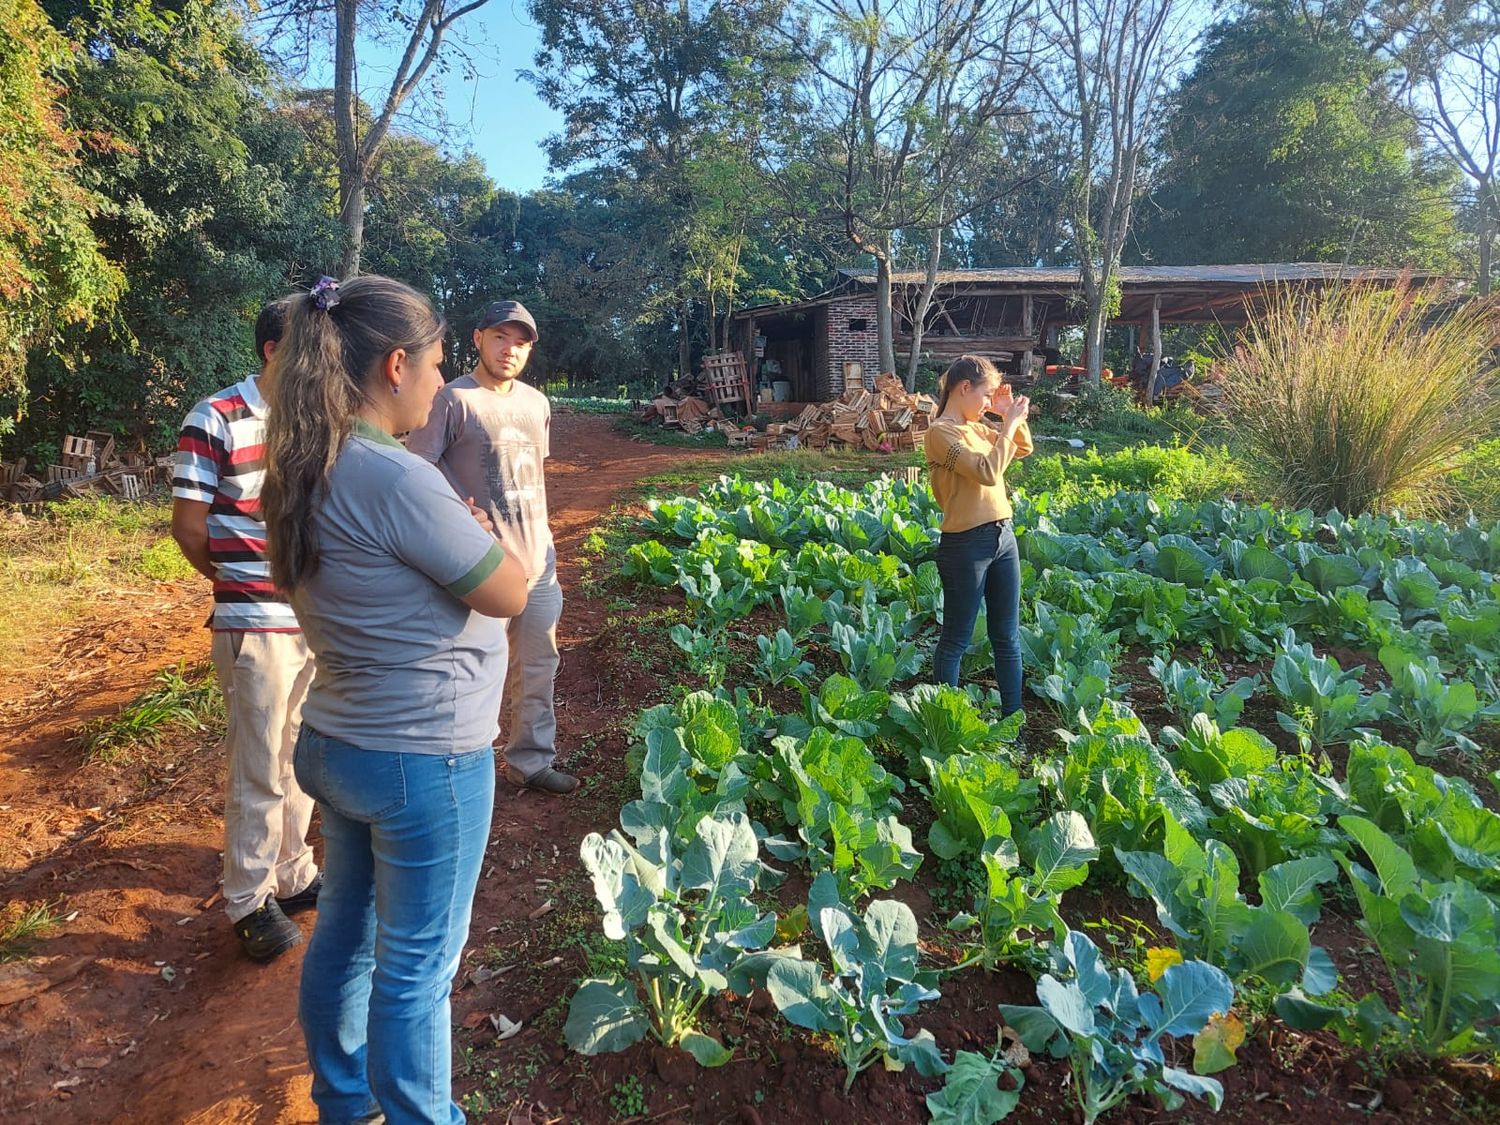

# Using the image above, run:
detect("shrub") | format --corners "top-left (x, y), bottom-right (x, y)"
top-left (1219, 277), bottom-right (1500, 515)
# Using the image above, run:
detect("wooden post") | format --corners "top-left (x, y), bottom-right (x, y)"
top-left (1021, 294), bottom-right (1035, 379)
top-left (1148, 295), bottom-right (1162, 406)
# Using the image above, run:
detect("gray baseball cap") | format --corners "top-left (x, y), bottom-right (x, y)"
top-left (475, 299), bottom-right (538, 341)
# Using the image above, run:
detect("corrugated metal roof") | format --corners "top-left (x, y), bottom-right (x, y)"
top-left (835, 263), bottom-right (1441, 286)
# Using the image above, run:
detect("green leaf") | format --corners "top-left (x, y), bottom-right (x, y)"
top-left (1030, 811), bottom-right (1098, 893)
top-left (925, 1051), bottom-right (1023, 1125)
top-left (1338, 815), bottom-right (1418, 898)
top-left (1153, 960), bottom-right (1234, 1039)
top-left (1273, 988), bottom-right (1342, 1030)
top-left (1235, 908), bottom-right (1312, 988)
top-left (680, 812), bottom-right (758, 899)
top-left (563, 978), bottom-right (649, 1055)
top-left (679, 1030), bottom-right (733, 1067)
top-left (766, 958), bottom-right (839, 1032)
top-left (1258, 854), bottom-right (1338, 925)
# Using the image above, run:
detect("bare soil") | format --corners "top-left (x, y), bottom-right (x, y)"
top-left (2, 413), bottom-right (1496, 1124)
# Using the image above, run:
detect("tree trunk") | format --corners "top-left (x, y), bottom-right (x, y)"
top-left (1083, 282), bottom-right (1108, 386)
top-left (678, 300), bottom-right (692, 382)
top-left (1148, 294), bottom-right (1162, 406)
top-left (875, 250), bottom-right (895, 380)
top-left (333, 0), bottom-right (362, 276)
top-left (904, 227), bottom-right (943, 391)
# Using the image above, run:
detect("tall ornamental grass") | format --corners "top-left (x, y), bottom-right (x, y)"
top-left (1221, 278), bottom-right (1500, 516)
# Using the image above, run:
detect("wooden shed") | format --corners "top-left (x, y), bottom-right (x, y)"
top-left (730, 263), bottom-right (1442, 400)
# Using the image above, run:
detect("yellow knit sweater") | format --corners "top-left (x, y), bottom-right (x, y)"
top-left (923, 416), bottom-right (1034, 532)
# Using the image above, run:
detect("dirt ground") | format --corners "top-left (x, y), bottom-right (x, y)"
top-left (0, 413), bottom-right (726, 1125)
top-left (3, 412), bottom-right (1496, 1125)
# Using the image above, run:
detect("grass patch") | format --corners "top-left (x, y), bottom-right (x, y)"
top-left (81, 659), bottom-right (223, 765)
top-left (0, 901), bottom-right (65, 962)
top-left (612, 414), bottom-right (731, 447)
top-left (0, 495), bottom-right (194, 667)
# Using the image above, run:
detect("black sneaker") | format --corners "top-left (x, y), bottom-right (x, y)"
top-left (276, 873), bottom-right (323, 916)
top-left (234, 899), bottom-right (303, 962)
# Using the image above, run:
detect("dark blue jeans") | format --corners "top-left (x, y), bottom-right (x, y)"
top-left (933, 519), bottom-right (1023, 715)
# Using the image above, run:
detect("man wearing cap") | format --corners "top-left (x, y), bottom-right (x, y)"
top-left (406, 300), bottom-right (578, 794)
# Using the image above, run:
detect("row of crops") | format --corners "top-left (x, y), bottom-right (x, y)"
top-left (564, 473), bottom-right (1500, 1123)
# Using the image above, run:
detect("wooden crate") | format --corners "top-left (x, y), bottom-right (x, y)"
top-left (701, 351), bottom-right (750, 407)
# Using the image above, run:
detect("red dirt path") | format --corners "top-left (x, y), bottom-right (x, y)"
top-left (0, 413), bottom-right (725, 1124)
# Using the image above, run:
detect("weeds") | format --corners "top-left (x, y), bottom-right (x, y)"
top-left (0, 901), bottom-right (65, 961)
top-left (610, 1075), bottom-right (647, 1118)
top-left (82, 660), bottom-right (223, 764)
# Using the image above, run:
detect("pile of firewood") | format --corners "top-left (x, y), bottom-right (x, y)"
top-left (761, 374), bottom-right (938, 452)
top-left (1, 432), bottom-right (172, 504)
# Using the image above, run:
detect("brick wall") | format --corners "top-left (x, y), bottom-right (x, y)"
top-left (825, 296), bottom-right (882, 396)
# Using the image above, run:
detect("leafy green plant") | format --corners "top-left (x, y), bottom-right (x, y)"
top-left (1377, 645), bottom-right (1497, 756)
top-left (1115, 813), bottom-right (1338, 997)
top-left (623, 692), bottom-right (754, 845)
top-left (1270, 629), bottom-right (1387, 748)
top-left (926, 1047), bottom-right (1025, 1125)
top-left (1159, 714), bottom-right (1277, 788)
top-left (999, 930), bottom-right (1236, 1125)
top-left (753, 628), bottom-right (814, 687)
top-left (668, 623), bottom-right (729, 686)
top-left (779, 674), bottom-right (892, 741)
top-left (888, 683), bottom-right (1021, 772)
top-left (762, 730), bottom-right (920, 898)
top-left (1149, 657), bottom-right (1258, 728)
top-left (923, 750), bottom-right (1038, 860)
top-left (766, 872), bottom-right (947, 1091)
top-left (565, 813), bottom-right (791, 1066)
top-left (1203, 757), bottom-right (1342, 878)
top-left (949, 812), bottom-right (1099, 970)
top-left (828, 613), bottom-right (923, 691)
top-left (1279, 816), bottom-right (1500, 1057)
top-left (1041, 703), bottom-right (1206, 856)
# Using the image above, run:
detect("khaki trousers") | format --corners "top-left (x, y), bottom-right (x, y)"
top-left (210, 630), bottom-right (318, 922)
top-left (500, 559), bottom-right (563, 778)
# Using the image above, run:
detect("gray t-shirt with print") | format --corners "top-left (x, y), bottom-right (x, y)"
top-left (406, 375), bottom-right (555, 580)
top-left (292, 424), bottom-right (508, 755)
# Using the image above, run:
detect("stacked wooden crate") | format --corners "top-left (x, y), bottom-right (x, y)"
top-left (3, 431), bottom-right (170, 503)
top-left (778, 373), bottom-right (937, 453)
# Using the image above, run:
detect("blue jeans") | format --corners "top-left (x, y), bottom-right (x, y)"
top-left (293, 727), bottom-right (495, 1125)
top-left (933, 520), bottom-right (1024, 714)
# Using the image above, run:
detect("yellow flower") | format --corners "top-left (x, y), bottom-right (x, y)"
top-left (1145, 946), bottom-right (1184, 982)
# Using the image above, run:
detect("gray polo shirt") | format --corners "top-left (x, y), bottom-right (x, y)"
top-left (292, 420), bottom-right (508, 755)
top-left (405, 375), bottom-right (554, 580)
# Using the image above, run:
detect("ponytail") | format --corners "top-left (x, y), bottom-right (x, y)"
top-left (262, 275), bottom-right (446, 591)
top-left (935, 354), bottom-right (1001, 415)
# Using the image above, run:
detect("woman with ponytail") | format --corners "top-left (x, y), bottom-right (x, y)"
top-left (923, 355), bottom-right (1033, 716)
top-left (262, 275), bottom-right (528, 1124)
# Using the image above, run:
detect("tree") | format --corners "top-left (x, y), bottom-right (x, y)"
top-left (1045, 0), bottom-right (1194, 382)
top-left (1384, 0), bottom-right (1500, 292)
top-left (1136, 1), bottom-right (1460, 269)
top-left (0, 0), bottom-right (121, 410)
top-left (261, 0), bottom-right (495, 275)
top-left (526, 0), bottom-right (795, 380)
top-left (11, 0), bottom-right (341, 456)
top-left (782, 0), bottom-right (1041, 383)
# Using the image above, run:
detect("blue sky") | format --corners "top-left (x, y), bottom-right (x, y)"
top-left (296, 1), bottom-right (564, 194)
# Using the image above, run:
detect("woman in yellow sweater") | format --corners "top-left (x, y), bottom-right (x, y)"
top-left (923, 355), bottom-right (1033, 715)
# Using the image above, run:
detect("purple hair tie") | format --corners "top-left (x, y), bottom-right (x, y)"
top-left (310, 276), bottom-right (342, 311)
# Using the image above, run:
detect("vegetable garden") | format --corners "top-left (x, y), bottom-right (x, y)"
top-left (553, 464), bottom-right (1500, 1123)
